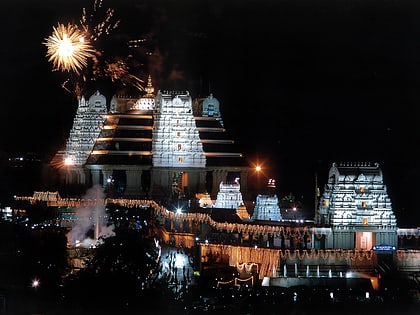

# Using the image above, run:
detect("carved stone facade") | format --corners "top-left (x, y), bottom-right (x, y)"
top-left (64, 91), bottom-right (107, 166)
top-left (252, 194), bottom-right (282, 221)
top-left (152, 91), bottom-right (206, 168)
top-left (214, 181), bottom-right (245, 209)
top-left (315, 162), bottom-right (398, 249)
top-left (51, 78), bottom-right (250, 204)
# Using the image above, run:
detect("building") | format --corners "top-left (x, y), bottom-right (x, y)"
top-left (51, 77), bottom-right (251, 206)
top-left (42, 81), bottom-right (420, 280)
top-left (213, 180), bottom-right (245, 210)
top-left (252, 194), bottom-right (282, 222)
top-left (314, 162), bottom-right (398, 250)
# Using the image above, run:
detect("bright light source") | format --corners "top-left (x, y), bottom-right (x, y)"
top-left (174, 254), bottom-right (186, 268)
top-left (64, 156), bottom-right (74, 165)
top-left (32, 278), bottom-right (40, 288)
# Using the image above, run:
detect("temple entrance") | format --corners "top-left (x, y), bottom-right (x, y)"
top-left (355, 231), bottom-right (373, 250)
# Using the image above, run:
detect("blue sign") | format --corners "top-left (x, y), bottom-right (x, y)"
top-left (372, 244), bottom-right (396, 251)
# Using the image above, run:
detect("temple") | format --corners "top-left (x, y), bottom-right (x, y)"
top-left (214, 180), bottom-right (245, 209)
top-left (51, 76), bottom-right (251, 206)
top-left (51, 81), bottom-right (406, 253)
top-left (314, 162), bottom-right (398, 250)
top-left (42, 79), bottom-right (420, 283)
top-left (252, 194), bottom-right (282, 222)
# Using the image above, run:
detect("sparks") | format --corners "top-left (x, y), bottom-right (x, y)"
top-left (102, 59), bottom-right (144, 91)
top-left (80, 0), bottom-right (120, 43)
top-left (44, 23), bottom-right (96, 75)
top-left (43, 0), bottom-right (146, 99)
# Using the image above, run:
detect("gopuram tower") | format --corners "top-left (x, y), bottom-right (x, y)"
top-left (314, 162), bottom-right (397, 250)
top-left (50, 78), bottom-right (250, 206)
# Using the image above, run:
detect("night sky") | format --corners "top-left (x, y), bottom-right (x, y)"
top-left (1, 0), bottom-right (420, 226)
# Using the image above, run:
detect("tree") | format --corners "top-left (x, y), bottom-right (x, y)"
top-left (61, 225), bottom-right (164, 311)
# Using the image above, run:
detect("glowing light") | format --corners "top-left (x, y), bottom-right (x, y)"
top-left (32, 278), bottom-right (40, 288)
top-left (174, 254), bottom-right (186, 268)
top-left (64, 156), bottom-right (75, 166)
top-left (43, 1), bottom-right (144, 98)
top-left (44, 23), bottom-right (95, 75)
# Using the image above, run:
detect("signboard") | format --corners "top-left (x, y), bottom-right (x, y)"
top-left (372, 244), bottom-right (396, 251)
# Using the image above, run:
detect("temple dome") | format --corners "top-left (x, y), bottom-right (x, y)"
top-left (202, 93), bottom-right (220, 117)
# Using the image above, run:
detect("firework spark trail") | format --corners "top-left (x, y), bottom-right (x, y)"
top-left (44, 0), bottom-right (145, 98)
top-left (80, 0), bottom-right (120, 42)
top-left (103, 60), bottom-right (144, 90)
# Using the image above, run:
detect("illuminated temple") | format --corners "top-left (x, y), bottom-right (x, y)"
top-left (252, 194), bottom-right (282, 222)
top-left (43, 78), bottom-right (420, 280)
top-left (51, 76), bottom-right (250, 204)
top-left (314, 162), bottom-right (398, 250)
top-left (214, 180), bottom-right (245, 209)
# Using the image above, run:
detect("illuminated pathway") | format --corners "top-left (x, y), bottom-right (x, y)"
top-left (16, 192), bottom-right (313, 239)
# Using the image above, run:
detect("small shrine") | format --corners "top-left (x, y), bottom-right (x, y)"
top-left (214, 180), bottom-right (245, 210)
top-left (252, 194), bottom-right (282, 221)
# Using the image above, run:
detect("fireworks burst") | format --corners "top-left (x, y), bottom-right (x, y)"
top-left (44, 23), bottom-right (96, 75)
top-left (44, 0), bottom-right (146, 99)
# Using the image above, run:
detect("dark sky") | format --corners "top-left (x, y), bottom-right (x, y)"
top-left (1, 0), bottom-right (420, 226)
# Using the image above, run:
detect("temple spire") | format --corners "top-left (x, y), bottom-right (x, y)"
top-left (144, 75), bottom-right (155, 98)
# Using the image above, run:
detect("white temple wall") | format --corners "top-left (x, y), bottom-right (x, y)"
top-left (326, 235), bottom-right (334, 249)
top-left (332, 231), bottom-right (355, 249)
top-left (375, 231), bottom-right (398, 247)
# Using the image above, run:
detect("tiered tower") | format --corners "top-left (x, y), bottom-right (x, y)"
top-left (51, 78), bottom-right (250, 203)
top-left (64, 91), bottom-right (107, 166)
top-left (152, 91), bottom-right (206, 168)
top-left (214, 180), bottom-right (245, 209)
top-left (315, 162), bottom-right (397, 249)
top-left (252, 194), bottom-right (282, 221)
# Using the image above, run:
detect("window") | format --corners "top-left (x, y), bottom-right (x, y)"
top-left (178, 144), bottom-right (182, 150)
top-left (360, 186), bottom-right (364, 193)
top-left (363, 218), bottom-right (368, 225)
top-left (208, 104), bottom-right (214, 116)
top-left (362, 201), bottom-right (366, 208)
top-left (178, 157), bottom-right (183, 163)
